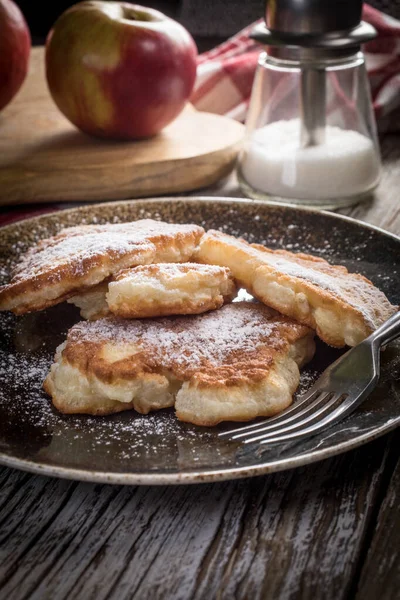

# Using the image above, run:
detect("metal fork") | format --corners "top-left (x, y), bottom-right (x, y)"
top-left (219, 310), bottom-right (400, 445)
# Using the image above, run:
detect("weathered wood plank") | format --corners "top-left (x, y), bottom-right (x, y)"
top-left (0, 475), bottom-right (76, 587)
top-left (0, 435), bottom-right (394, 600)
top-left (195, 436), bottom-right (394, 600)
top-left (66, 483), bottom-right (236, 600)
top-left (355, 445), bottom-right (400, 600)
top-left (342, 135), bottom-right (400, 235)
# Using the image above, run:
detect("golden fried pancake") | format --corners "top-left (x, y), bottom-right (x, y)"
top-left (195, 230), bottom-right (398, 347)
top-left (44, 302), bottom-right (315, 426)
top-left (67, 282), bottom-right (110, 321)
top-left (106, 263), bottom-right (237, 318)
top-left (0, 220), bottom-right (204, 315)
top-left (67, 263), bottom-right (236, 320)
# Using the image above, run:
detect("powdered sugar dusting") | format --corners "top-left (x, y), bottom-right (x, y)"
top-left (0, 339), bottom-right (217, 463)
top-left (70, 303), bottom-right (299, 373)
top-left (0, 348), bottom-right (57, 429)
top-left (261, 250), bottom-right (395, 327)
top-left (9, 220), bottom-right (202, 283)
top-left (117, 262), bottom-right (229, 284)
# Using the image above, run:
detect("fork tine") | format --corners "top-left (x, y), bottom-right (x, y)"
top-left (257, 389), bottom-right (369, 444)
top-left (226, 389), bottom-right (328, 441)
top-left (243, 392), bottom-right (344, 444)
top-left (218, 387), bottom-right (322, 438)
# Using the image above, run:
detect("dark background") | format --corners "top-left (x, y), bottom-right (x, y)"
top-left (14, 0), bottom-right (263, 51)
top-left (14, 1), bottom-right (400, 52)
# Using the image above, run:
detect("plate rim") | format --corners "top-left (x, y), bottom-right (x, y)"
top-left (0, 196), bottom-right (399, 485)
top-left (0, 418), bottom-right (398, 485)
top-left (1, 195), bottom-right (400, 243)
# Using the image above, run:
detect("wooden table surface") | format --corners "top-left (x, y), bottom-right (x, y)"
top-left (0, 134), bottom-right (399, 600)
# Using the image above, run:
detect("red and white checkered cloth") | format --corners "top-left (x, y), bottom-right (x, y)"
top-left (191, 4), bottom-right (400, 132)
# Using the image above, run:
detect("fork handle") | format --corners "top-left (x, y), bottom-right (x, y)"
top-left (370, 310), bottom-right (400, 347)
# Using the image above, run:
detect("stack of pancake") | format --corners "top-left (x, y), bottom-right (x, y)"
top-left (0, 219), bottom-right (396, 426)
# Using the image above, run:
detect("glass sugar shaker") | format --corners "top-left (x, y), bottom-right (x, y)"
top-left (237, 0), bottom-right (381, 209)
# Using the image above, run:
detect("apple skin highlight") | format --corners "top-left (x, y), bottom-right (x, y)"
top-left (45, 1), bottom-right (198, 139)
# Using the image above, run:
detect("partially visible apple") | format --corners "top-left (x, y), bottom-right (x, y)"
top-left (0, 0), bottom-right (31, 111)
top-left (45, 1), bottom-right (198, 139)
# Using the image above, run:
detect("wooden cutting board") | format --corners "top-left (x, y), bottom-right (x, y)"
top-left (0, 48), bottom-right (244, 205)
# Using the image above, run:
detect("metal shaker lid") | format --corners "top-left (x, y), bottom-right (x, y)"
top-left (266, 0), bottom-right (363, 35)
top-left (251, 0), bottom-right (376, 50)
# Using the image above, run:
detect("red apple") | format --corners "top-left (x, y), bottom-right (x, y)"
top-left (45, 1), bottom-right (198, 139)
top-left (0, 0), bottom-right (31, 111)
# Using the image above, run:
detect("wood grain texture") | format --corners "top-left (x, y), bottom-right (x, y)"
top-left (0, 435), bottom-right (395, 600)
top-left (0, 48), bottom-right (244, 205)
top-left (341, 134), bottom-right (400, 235)
top-left (355, 448), bottom-right (400, 600)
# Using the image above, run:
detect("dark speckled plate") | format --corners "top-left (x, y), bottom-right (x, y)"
top-left (0, 197), bottom-right (399, 485)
